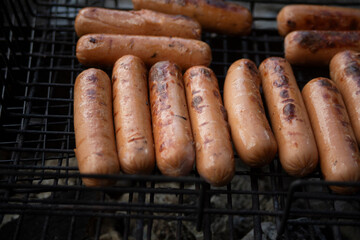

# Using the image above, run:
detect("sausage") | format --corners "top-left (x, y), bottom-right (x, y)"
top-left (184, 66), bottom-right (234, 186)
top-left (149, 61), bottom-right (195, 176)
top-left (132, 0), bottom-right (252, 35)
top-left (330, 50), bottom-right (360, 145)
top-left (112, 55), bottom-right (155, 174)
top-left (74, 68), bottom-right (120, 186)
top-left (224, 59), bottom-right (277, 167)
top-left (302, 78), bottom-right (360, 194)
top-left (259, 57), bottom-right (318, 177)
top-left (76, 34), bottom-right (212, 70)
top-left (277, 5), bottom-right (360, 36)
top-left (284, 30), bottom-right (360, 66)
top-left (75, 7), bottom-right (201, 39)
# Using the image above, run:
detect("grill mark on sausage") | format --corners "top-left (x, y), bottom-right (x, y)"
top-left (245, 60), bottom-right (259, 76)
top-left (86, 89), bottom-right (96, 100)
top-left (280, 89), bottom-right (289, 98)
top-left (287, 20), bottom-right (296, 29)
top-left (283, 103), bottom-right (296, 122)
top-left (220, 105), bottom-right (228, 121)
top-left (159, 142), bottom-right (166, 152)
top-left (95, 152), bottom-right (103, 156)
top-left (203, 137), bottom-right (214, 146)
top-left (281, 98), bottom-right (294, 104)
top-left (87, 74), bottom-right (98, 83)
top-left (175, 114), bottom-right (187, 120)
top-left (199, 121), bottom-right (209, 127)
top-left (317, 78), bottom-right (340, 93)
top-left (273, 75), bottom-right (289, 88)
top-left (128, 136), bottom-right (145, 142)
top-left (191, 95), bottom-right (203, 113)
top-left (213, 90), bottom-right (220, 99)
top-left (345, 135), bottom-right (358, 152)
top-left (89, 37), bottom-right (97, 43)
top-left (159, 119), bottom-right (173, 127)
top-left (192, 90), bottom-right (200, 95)
top-left (200, 68), bottom-right (211, 78)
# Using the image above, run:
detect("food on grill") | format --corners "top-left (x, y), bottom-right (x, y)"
top-left (224, 59), bottom-right (277, 167)
top-left (149, 61), bottom-right (195, 176)
top-left (132, 0), bottom-right (252, 35)
top-left (302, 77), bottom-right (360, 194)
top-left (74, 68), bottom-right (120, 186)
top-left (75, 7), bottom-right (201, 39)
top-left (284, 30), bottom-right (360, 66)
top-left (184, 66), bottom-right (234, 186)
top-left (277, 5), bottom-right (360, 36)
top-left (76, 34), bottom-right (212, 69)
top-left (112, 55), bottom-right (155, 174)
top-left (259, 57), bottom-right (318, 177)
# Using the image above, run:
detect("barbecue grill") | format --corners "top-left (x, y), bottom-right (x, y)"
top-left (1, 0), bottom-right (360, 239)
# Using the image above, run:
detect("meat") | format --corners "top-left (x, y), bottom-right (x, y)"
top-left (224, 59), bottom-right (277, 167)
top-left (259, 57), bottom-right (318, 176)
top-left (302, 77), bottom-right (360, 194)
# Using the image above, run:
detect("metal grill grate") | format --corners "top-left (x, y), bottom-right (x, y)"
top-left (1, 1), bottom-right (360, 239)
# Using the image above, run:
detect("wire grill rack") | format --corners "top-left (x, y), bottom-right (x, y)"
top-left (1, 0), bottom-right (360, 239)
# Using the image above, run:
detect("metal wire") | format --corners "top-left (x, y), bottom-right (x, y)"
top-left (1, 0), bottom-right (360, 240)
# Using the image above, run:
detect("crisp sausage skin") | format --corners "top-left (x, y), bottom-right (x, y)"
top-left (285, 30), bottom-right (360, 66)
top-left (76, 34), bottom-right (212, 70)
top-left (132, 0), bottom-right (252, 35)
top-left (149, 61), bottom-right (195, 176)
top-left (330, 50), bottom-right (360, 145)
top-left (224, 59), bottom-right (277, 167)
top-left (74, 68), bottom-right (120, 186)
top-left (112, 55), bottom-right (155, 175)
top-left (302, 78), bottom-right (360, 194)
top-left (75, 7), bottom-right (201, 39)
top-left (259, 57), bottom-right (318, 177)
top-left (277, 5), bottom-right (360, 36)
top-left (184, 66), bottom-right (234, 186)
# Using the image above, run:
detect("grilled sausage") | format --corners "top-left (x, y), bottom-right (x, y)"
top-left (302, 78), bottom-right (360, 194)
top-left (224, 59), bottom-right (277, 167)
top-left (259, 57), bottom-right (318, 177)
top-left (74, 68), bottom-right (119, 186)
top-left (149, 61), bottom-right (195, 176)
top-left (330, 50), bottom-right (360, 145)
top-left (132, 0), bottom-right (252, 35)
top-left (76, 34), bottom-right (212, 70)
top-left (184, 66), bottom-right (234, 186)
top-left (284, 30), bottom-right (360, 66)
top-left (75, 7), bottom-right (201, 39)
top-left (277, 5), bottom-right (360, 36)
top-left (112, 55), bottom-right (155, 174)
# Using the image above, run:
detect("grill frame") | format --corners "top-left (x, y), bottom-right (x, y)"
top-left (1, 0), bottom-right (360, 239)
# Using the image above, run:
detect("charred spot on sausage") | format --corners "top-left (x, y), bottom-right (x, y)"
top-left (287, 20), bottom-right (296, 29)
top-left (87, 74), bottom-right (98, 83)
top-left (89, 37), bottom-right (97, 43)
top-left (283, 103), bottom-right (296, 121)
top-left (280, 89), bottom-right (289, 98)
top-left (213, 90), bottom-right (220, 99)
top-left (273, 75), bottom-right (289, 88)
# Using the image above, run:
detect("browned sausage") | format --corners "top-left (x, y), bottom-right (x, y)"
top-left (76, 34), bottom-right (212, 70)
top-left (224, 59), bottom-right (277, 167)
top-left (149, 61), bottom-right (195, 176)
top-left (184, 66), bottom-right (234, 186)
top-left (259, 57), bottom-right (318, 177)
top-left (284, 30), bottom-right (360, 66)
top-left (75, 7), bottom-right (201, 39)
top-left (277, 5), bottom-right (360, 36)
top-left (330, 50), bottom-right (360, 145)
top-left (112, 55), bottom-right (155, 174)
top-left (74, 68), bottom-right (120, 186)
top-left (132, 0), bottom-right (252, 35)
top-left (302, 77), bottom-right (360, 194)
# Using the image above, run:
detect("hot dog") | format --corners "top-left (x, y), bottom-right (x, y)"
top-left (132, 0), bottom-right (252, 35)
top-left (76, 34), bottom-right (212, 70)
top-left (74, 68), bottom-right (120, 186)
top-left (149, 61), bottom-right (195, 176)
top-left (330, 50), bottom-right (360, 146)
top-left (284, 30), bottom-right (360, 66)
top-left (112, 55), bottom-right (155, 174)
top-left (184, 66), bottom-right (234, 186)
top-left (224, 59), bottom-right (277, 167)
top-left (302, 78), bottom-right (360, 194)
top-left (75, 7), bottom-right (201, 39)
top-left (277, 5), bottom-right (360, 36)
top-left (259, 57), bottom-right (318, 177)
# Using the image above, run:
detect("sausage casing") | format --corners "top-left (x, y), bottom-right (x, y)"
top-left (277, 5), bottom-right (360, 36)
top-left (112, 55), bottom-right (155, 174)
top-left (285, 30), bottom-right (360, 66)
top-left (302, 78), bottom-right (360, 194)
top-left (74, 68), bottom-right (120, 186)
top-left (259, 57), bottom-right (318, 177)
top-left (330, 50), bottom-right (360, 145)
top-left (76, 34), bottom-right (212, 70)
top-left (149, 61), bottom-right (195, 176)
top-left (224, 59), bottom-right (277, 167)
top-left (75, 7), bottom-right (201, 39)
top-left (132, 0), bottom-right (252, 35)
top-left (184, 66), bottom-right (234, 186)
